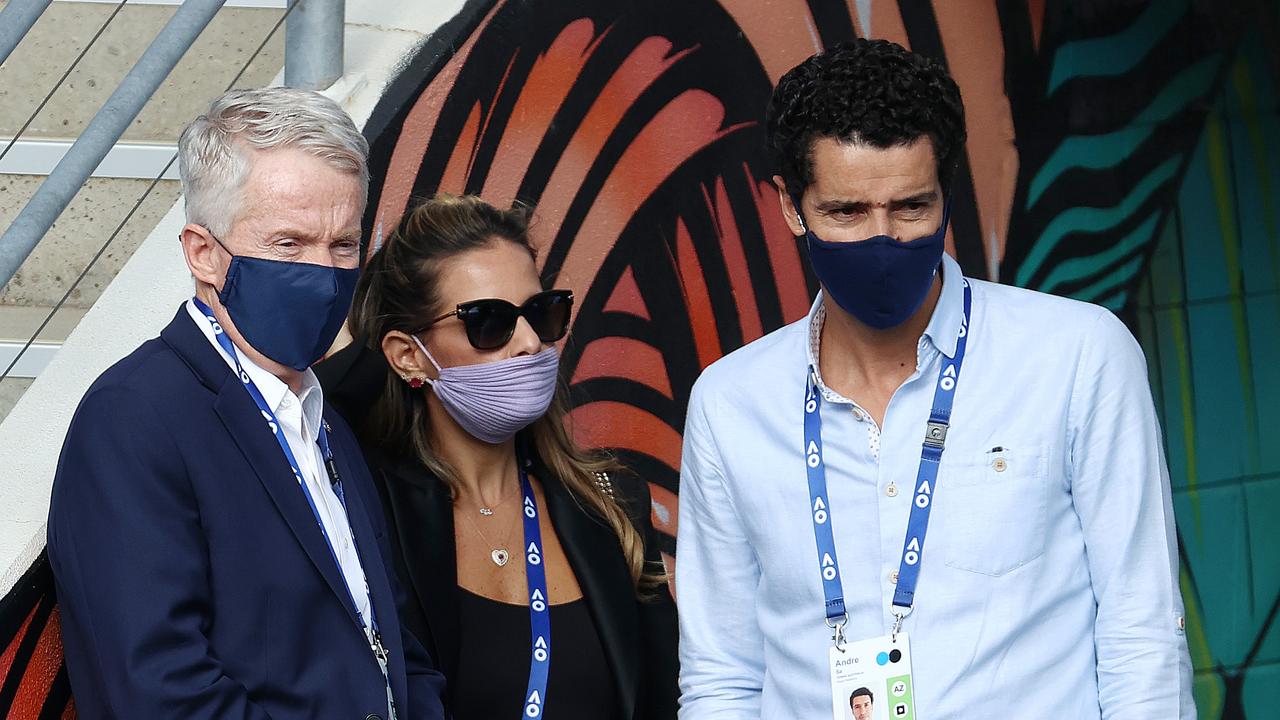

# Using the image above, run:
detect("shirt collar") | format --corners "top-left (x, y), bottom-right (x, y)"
top-left (184, 300), bottom-right (326, 429)
top-left (805, 253), bottom-right (967, 393)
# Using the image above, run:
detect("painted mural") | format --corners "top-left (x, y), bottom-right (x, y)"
top-left (0, 556), bottom-right (72, 717)
top-left (1, 0), bottom-right (1275, 716)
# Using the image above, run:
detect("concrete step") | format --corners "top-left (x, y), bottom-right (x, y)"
top-left (0, 304), bottom-right (85, 422)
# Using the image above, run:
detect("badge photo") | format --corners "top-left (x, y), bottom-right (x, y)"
top-left (829, 633), bottom-right (916, 720)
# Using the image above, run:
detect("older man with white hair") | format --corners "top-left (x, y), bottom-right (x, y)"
top-left (47, 87), bottom-right (447, 720)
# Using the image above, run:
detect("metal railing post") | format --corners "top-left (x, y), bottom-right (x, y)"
top-left (284, 0), bottom-right (344, 90)
top-left (0, 0), bottom-right (228, 292)
top-left (0, 0), bottom-right (52, 68)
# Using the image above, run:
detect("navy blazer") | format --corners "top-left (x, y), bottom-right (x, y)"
top-left (46, 306), bottom-right (447, 720)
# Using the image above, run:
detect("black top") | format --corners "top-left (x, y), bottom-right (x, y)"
top-left (315, 341), bottom-right (680, 720)
top-left (453, 588), bottom-right (621, 720)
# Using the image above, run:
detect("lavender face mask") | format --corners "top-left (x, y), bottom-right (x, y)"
top-left (411, 336), bottom-right (559, 444)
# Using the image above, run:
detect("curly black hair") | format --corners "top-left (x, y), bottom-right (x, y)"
top-left (766, 38), bottom-right (967, 198)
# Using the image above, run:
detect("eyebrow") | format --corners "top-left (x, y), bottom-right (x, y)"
top-left (267, 229), bottom-right (361, 243)
top-left (814, 190), bottom-right (939, 214)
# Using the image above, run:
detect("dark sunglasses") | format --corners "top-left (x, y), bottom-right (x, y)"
top-left (421, 289), bottom-right (574, 350)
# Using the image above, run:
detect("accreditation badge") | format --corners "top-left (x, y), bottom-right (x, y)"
top-left (828, 632), bottom-right (916, 720)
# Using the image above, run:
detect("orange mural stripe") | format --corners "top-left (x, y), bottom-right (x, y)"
top-left (568, 400), bottom-right (683, 472)
top-left (535, 36), bottom-right (694, 267)
top-left (872, 0), bottom-right (911, 48)
top-left (558, 90), bottom-right (748, 294)
top-left (649, 483), bottom-right (680, 539)
top-left (573, 336), bottom-right (674, 400)
top-left (933, 0), bottom-right (1017, 272)
top-left (709, 179), bottom-right (765, 343)
top-left (755, 177), bottom-right (812, 323)
top-left (481, 18), bottom-right (603, 206)
top-left (467, 52), bottom-right (521, 187)
top-left (11, 606), bottom-right (63, 716)
top-left (0, 603), bottom-right (37, 682)
top-left (721, 0), bottom-right (821, 82)
top-left (602, 265), bottom-right (652, 320)
top-left (676, 217), bottom-right (723, 370)
top-left (438, 102), bottom-right (484, 196)
top-left (373, 1), bottom-right (505, 243)
top-left (1028, 0), bottom-right (1045, 50)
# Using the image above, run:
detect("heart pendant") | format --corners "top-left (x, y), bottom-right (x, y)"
top-left (491, 549), bottom-right (510, 567)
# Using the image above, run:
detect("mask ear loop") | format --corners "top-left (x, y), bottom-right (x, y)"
top-left (202, 229), bottom-right (239, 304)
top-left (788, 193), bottom-right (810, 234)
top-left (409, 334), bottom-right (443, 385)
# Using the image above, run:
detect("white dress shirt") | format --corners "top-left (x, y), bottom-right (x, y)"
top-left (676, 254), bottom-right (1194, 719)
top-left (185, 301), bottom-right (374, 640)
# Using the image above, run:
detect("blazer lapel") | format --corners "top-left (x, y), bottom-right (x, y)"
top-left (327, 422), bottom-right (410, 711)
top-left (540, 467), bottom-right (640, 719)
top-left (379, 458), bottom-right (462, 681)
top-left (162, 305), bottom-right (361, 626)
top-left (211, 380), bottom-right (361, 624)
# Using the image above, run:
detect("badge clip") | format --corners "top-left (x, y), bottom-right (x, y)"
top-left (890, 606), bottom-right (911, 642)
top-left (826, 612), bottom-right (849, 652)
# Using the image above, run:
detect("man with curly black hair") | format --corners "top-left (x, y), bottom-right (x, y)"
top-left (677, 39), bottom-right (1193, 719)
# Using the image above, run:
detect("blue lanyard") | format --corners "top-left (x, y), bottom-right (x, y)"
top-left (517, 449), bottom-right (552, 719)
top-left (190, 299), bottom-right (384, 643)
top-left (803, 281), bottom-right (972, 647)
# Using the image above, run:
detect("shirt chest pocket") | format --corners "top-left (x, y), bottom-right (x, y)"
top-left (935, 446), bottom-right (1050, 577)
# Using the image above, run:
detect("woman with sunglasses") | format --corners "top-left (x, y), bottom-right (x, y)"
top-left (316, 194), bottom-right (678, 720)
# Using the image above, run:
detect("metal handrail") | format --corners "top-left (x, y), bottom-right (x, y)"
top-left (0, 0), bottom-right (131, 166)
top-left (0, 0), bottom-right (230, 291)
top-left (0, 0), bottom-right (52, 69)
top-left (285, 0), bottom-right (345, 90)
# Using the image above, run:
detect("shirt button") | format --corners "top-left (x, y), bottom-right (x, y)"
top-left (890, 570), bottom-right (899, 584)
top-left (1177, 616), bottom-right (1186, 631)
top-left (885, 484), bottom-right (898, 498)
top-left (992, 458), bottom-right (1008, 472)
top-left (852, 408), bottom-right (865, 421)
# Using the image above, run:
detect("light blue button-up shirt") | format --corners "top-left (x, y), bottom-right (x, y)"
top-left (676, 253), bottom-right (1194, 719)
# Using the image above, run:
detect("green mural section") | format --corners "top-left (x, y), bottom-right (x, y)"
top-left (1133, 32), bottom-right (1280, 718)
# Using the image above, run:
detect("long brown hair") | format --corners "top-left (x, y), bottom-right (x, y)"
top-left (349, 193), bottom-right (664, 594)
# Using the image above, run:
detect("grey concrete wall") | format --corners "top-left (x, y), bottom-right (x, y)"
top-left (0, 378), bottom-right (32, 424)
top-left (0, 2), bottom-right (286, 310)
top-left (0, 176), bottom-right (182, 308)
top-left (0, 2), bottom-right (286, 142)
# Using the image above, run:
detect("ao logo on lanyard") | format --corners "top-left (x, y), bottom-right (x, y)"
top-left (805, 282), bottom-right (972, 720)
top-left (191, 297), bottom-right (399, 718)
top-left (518, 449), bottom-right (553, 718)
top-left (803, 280), bottom-right (972, 643)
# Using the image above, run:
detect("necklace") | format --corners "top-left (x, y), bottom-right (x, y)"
top-left (468, 485), bottom-right (518, 517)
top-left (458, 509), bottom-right (513, 567)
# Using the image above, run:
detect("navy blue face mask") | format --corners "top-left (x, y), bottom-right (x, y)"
top-left (793, 195), bottom-right (951, 330)
top-left (212, 235), bottom-right (359, 370)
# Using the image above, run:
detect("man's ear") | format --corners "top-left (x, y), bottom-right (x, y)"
top-left (382, 330), bottom-right (439, 381)
top-left (180, 224), bottom-right (226, 288)
top-left (773, 175), bottom-right (806, 236)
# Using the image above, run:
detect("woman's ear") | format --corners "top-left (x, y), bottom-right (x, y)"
top-left (382, 330), bottom-right (438, 381)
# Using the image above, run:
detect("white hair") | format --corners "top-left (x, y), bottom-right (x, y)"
top-left (177, 87), bottom-right (370, 237)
